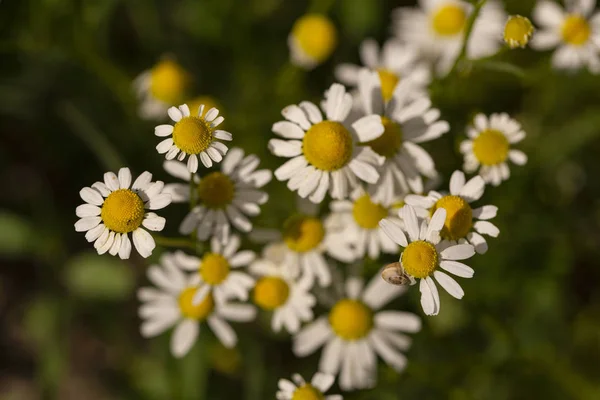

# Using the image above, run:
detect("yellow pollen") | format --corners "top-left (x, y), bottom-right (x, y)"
top-left (100, 189), bottom-right (145, 233)
top-left (431, 195), bottom-right (473, 240)
top-left (472, 129), bottom-right (509, 166)
top-left (282, 215), bottom-right (325, 253)
top-left (197, 172), bottom-right (235, 209)
top-left (292, 385), bottom-right (325, 400)
top-left (150, 60), bottom-right (189, 105)
top-left (352, 194), bottom-right (388, 230)
top-left (292, 14), bottom-right (337, 62)
top-left (377, 69), bottom-right (400, 102)
top-left (432, 4), bottom-right (467, 36)
top-left (253, 276), bottom-right (290, 310)
top-left (561, 14), bottom-right (590, 46)
top-left (185, 96), bottom-right (222, 118)
top-left (178, 288), bottom-right (215, 320)
top-left (402, 240), bottom-right (438, 279)
top-left (363, 117), bottom-right (402, 158)
top-left (303, 121), bottom-right (353, 171)
top-left (200, 253), bottom-right (230, 285)
top-left (504, 15), bottom-right (534, 49)
top-left (172, 116), bottom-right (213, 155)
top-left (329, 299), bottom-right (373, 340)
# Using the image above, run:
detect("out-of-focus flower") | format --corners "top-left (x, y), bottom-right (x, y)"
top-left (504, 15), bottom-right (535, 48)
top-left (289, 14), bottom-right (337, 69)
top-left (277, 372), bottom-right (343, 400)
top-left (185, 95), bottom-right (223, 120)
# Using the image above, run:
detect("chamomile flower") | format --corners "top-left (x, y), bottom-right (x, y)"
top-left (460, 113), bottom-right (527, 186)
top-left (74, 168), bottom-right (171, 259)
top-left (392, 0), bottom-right (506, 75)
top-left (249, 254), bottom-right (316, 334)
top-left (165, 148), bottom-right (272, 243)
top-left (155, 103), bottom-right (232, 173)
top-left (379, 205), bottom-right (476, 316)
top-left (504, 15), bottom-right (535, 49)
top-left (168, 235), bottom-right (255, 305)
top-left (138, 258), bottom-right (256, 358)
top-left (269, 83), bottom-right (384, 203)
top-left (356, 69), bottom-right (449, 203)
top-left (133, 59), bottom-right (191, 120)
top-left (530, 0), bottom-right (600, 73)
top-left (277, 372), bottom-right (342, 400)
top-left (289, 14), bottom-right (337, 69)
top-left (405, 170), bottom-right (499, 254)
top-left (293, 274), bottom-right (420, 391)
top-left (327, 187), bottom-right (404, 259)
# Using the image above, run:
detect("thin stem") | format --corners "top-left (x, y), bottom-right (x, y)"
top-left (153, 235), bottom-right (197, 251)
top-left (448, 0), bottom-right (488, 76)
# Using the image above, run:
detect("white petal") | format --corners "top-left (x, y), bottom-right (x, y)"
top-left (467, 232), bottom-right (488, 254)
top-left (171, 319), bottom-right (198, 358)
top-left (118, 168), bottom-right (132, 189)
top-left (440, 244), bottom-right (475, 260)
top-left (76, 204), bottom-right (100, 218)
top-left (208, 317), bottom-right (237, 348)
top-left (299, 101), bottom-right (323, 124)
top-left (282, 105), bottom-right (311, 130)
top-left (449, 170), bottom-right (465, 195)
top-left (268, 139), bottom-right (303, 157)
top-left (205, 107), bottom-right (219, 122)
top-left (426, 208), bottom-right (446, 242)
top-left (400, 205), bottom-right (420, 242)
top-left (168, 107), bottom-right (183, 122)
top-left (472, 205), bottom-right (497, 220)
top-left (375, 311), bottom-right (421, 332)
top-left (459, 176), bottom-right (485, 202)
top-left (352, 115), bottom-right (385, 142)
top-left (434, 270), bottom-right (464, 299)
top-left (74, 216), bottom-right (101, 232)
top-left (419, 277), bottom-right (440, 316)
top-left (187, 154), bottom-right (199, 173)
top-left (474, 221), bottom-right (500, 237)
top-left (439, 260), bottom-right (474, 278)
top-left (272, 121), bottom-right (306, 139)
top-left (119, 235), bottom-right (132, 259)
top-left (155, 124), bottom-right (174, 137)
top-left (508, 149), bottom-right (527, 165)
top-left (147, 194), bottom-right (172, 210)
top-left (319, 337), bottom-right (343, 375)
top-left (214, 130), bottom-right (233, 141)
top-left (132, 228), bottom-right (155, 258)
top-left (379, 219), bottom-right (408, 247)
top-left (132, 171), bottom-right (153, 191)
top-left (104, 172), bottom-right (120, 191)
top-left (533, 1), bottom-right (565, 27)
top-left (79, 187), bottom-right (104, 206)
top-left (311, 372), bottom-right (335, 393)
top-left (142, 213), bottom-right (166, 231)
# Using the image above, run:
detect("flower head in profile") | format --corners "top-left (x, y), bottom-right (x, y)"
top-left (289, 14), bottom-right (337, 69)
top-left (75, 168), bottom-right (171, 259)
top-left (277, 372), bottom-right (342, 400)
top-left (461, 113), bottom-right (527, 186)
top-left (379, 205), bottom-right (476, 315)
top-left (530, 0), bottom-right (600, 73)
top-left (504, 15), bottom-right (535, 49)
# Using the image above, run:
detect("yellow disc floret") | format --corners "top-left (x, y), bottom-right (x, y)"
top-left (363, 117), bottom-right (403, 158)
top-left (185, 96), bottom-right (222, 118)
top-left (101, 189), bottom-right (145, 233)
top-left (402, 240), bottom-right (438, 278)
top-left (292, 385), bottom-right (325, 400)
top-left (504, 15), bottom-right (534, 49)
top-left (352, 194), bottom-right (388, 230)
top-left (432, 4), bottom-right (467, 36)
top-left (197, 172), bottom-right (235, 209)
top-left (329, 299), bottom-right (373, 340)
top-left (282, 215), bottom-right (325, 252)
top-left (172, 116), bottom-right (213, 155)
top-left (179, 288), bottom-right (215, 320)
top-left (303, 121), bottom-right (353, 171)
top-left (200, 253), bottom-right (230, 285)
top-left (431, 195), bottom-right (473, 240)
top-left (472, 129), bottom-right (509, 166)
top-left (377, 69), bottom-right (400, 102)
top-left (561, 14), bottom-right (590, 46)
top-left (292, 14), bottom-right (337, 62)
top-left (253, 276), bottom-right (290, 310)
top-left (150, 59), bottom-right (189, 105)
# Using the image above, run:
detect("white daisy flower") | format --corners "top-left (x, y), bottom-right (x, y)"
top-left (249, 255), bottom-right (316, 334)
top-left (155, 103), bottom-right (232, 173)
top-left (74, 168), bottom-right (171, 259)
top-left (168, 235), bottom-right (255, 305)
top-left (460, 113), bottom-right (527, 186)
top-left (269, 83), bottom-right (385, 203)
top-left (392, 0), bottom-right (507, 75)
top-left (327, 187), bottom-right (404, 260)
top-left (293, 274), bottom-right (420, 391)
top-left (288, 14), bottom-right (337, 69)
top-left (530, 0), bottom-right (600, 73)
top-left (277, 372), bottom-right (342, 400)
top-left (405, 170), bottom-right (499, 254)
top-left (133, 59), bottom-right (191, 120)
top-left (138, 258), bottom-right (256, 358)
top-left (164, 148), bottom-right (272, 243)
top-left (356, 69), bottom-right (450, 203)
top-left (379, 205), bottom-right (476, 316)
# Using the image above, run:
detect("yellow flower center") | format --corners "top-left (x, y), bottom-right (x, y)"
top-left (282, 215), bottom-right (325, 253)
top-left (329, 299), bottom-right (373, 340)
top-left (402, 240), bottom-right (438, 279)
top-left (197, 172), bottom-right (235, 209)
top-left (472, 129), bottom-right (510, 166)
top-left (431, 195), bottom-right (473, 240)
top-left (432, 4), bottom-right (467, 36)
top-left (377, 69), bottom-right (400, 102)
top-left (503, 15), bottom-right (534, 48)
top-left (172, 116), bottom-right (213, 155)
top-left (561, 14), bottom-right (590, 46)
top-left (253, 276), bottom-right (290, 310)
top-left (185, 96), bottom-right (221, 118)
top-left (292, 385), bottom-right (325, 400)
top-left (100, 189), bottom-right (145, 233)
top-left (200, 253), bottom-right (230, 285)
top-left (178, 288), bottom-right (215, 320)
top-left (303, 121), bottom-right (353, 171)
top-left (352, 194), bottom-right (388, 230)
top-left (150, 60), bottom-right (189, 105)
top-left (363, 117), bottom-right (402, 159)
top-left (292, 14), bottom-right (337, 62)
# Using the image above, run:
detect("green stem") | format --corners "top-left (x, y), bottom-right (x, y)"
top-left (448, 0), bottom-right (487, 76)
top-left (153, 235), bottom-right (197, 251)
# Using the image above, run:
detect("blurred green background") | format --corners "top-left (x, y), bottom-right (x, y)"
top-left (2, 0), bottom-right (600, 398)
